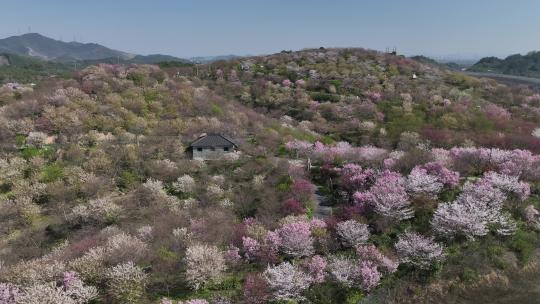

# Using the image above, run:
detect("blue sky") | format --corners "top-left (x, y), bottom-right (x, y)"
top-left (1, 0), bottom-right (538, 59)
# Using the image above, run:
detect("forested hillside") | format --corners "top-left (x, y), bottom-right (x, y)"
top-left (0, 48), bottom-right (539, 303)
top-left (469, 51), bottom-right (540, 79)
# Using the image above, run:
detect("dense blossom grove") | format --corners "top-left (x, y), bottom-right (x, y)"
top-left (0, 48), bottom-right (539, 303)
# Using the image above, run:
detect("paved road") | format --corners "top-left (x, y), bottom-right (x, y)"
top-left (313, 186), bottom-right (332, 219)
top-left (464, 72), bottom-right (540, 88)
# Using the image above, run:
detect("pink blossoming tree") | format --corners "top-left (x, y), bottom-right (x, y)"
top-left (276, 221), bottom-right (315, 258)
top-left (370, 171), bottom-right (413, 221)
top-left (304, 255), bottom-right (327, 283)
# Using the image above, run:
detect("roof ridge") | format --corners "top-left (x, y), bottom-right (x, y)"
top-left (189, 133), bottom-right (237, 147)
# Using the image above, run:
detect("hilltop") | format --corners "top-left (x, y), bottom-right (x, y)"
top-left (193, 47), bottom-right (540, 151)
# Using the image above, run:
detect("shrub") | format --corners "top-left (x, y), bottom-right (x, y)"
top-left (507, 229), bottom-right (538, 263)
top-left (282, 198), bottom-right (306, 215)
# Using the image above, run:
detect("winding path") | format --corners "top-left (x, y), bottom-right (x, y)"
top-left (313, 186), bottom-right (332, 219)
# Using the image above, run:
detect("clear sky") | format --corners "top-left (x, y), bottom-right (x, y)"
top-left (1, 0), bottom-right (539, 59)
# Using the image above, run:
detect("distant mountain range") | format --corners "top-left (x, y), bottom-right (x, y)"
top-left (468, 51), bottom-right (540, 78)
top-left (0, 33), bottom-right (187, 64)
top-left (0, 33), bottom-right (132, 61)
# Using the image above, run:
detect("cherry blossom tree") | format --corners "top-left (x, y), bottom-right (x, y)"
top-left (264, 230), bottom-right (282, 253)
top-left (242, 237), bottom-right (260, 261)
top-left (431, 179), bottom-right (516, 239)
top-left (276, 221), bottom-right (314, 258)
top-left (290, 179), bottom-right (316, 202)
top-left (370, 171), bottom-right (413, 221)
top-left (417, 162), bottom-right (460, 187)
top-left (295, 79), bottom-right (306, 87)
top-left (356, 245), bottom-right (398, 274)
top-left (367, 91), bottom-right (382, 102)
top-left (282, 198), bottom-right (305, 215)
top-left (282, 79), bottom-right (292, 87)
top-left (224, 246), bottom-right (241, 264)
top-left (482, 171), bottom-right (530, 201)
top-left (172, 174), bottom-right (196, 194)
top-left (263, 262), bottom-right (312, 302)
top-left (395, 231), bottom-right (445, 269)
top-left (358, 261), bottom-right (381, 291)
top-left (338, 164), bottom-right (375, 194)
top-left (105, 262), bottom-right (147, 303)
top-left (243, 273), bottom-right (270, 304)
top-left (406, 167), bottom-right (443, 197)
top-left (304, 255), bottom-right (327, 283)
top-left (285, 140), bottom-right (312, 157)
top-left (431, 199), bottom-right (489, 239)
top-left (327, 256), bottom-right (359, 287)
top-left (185, 244), bottom-right (226, 290)
top-left (484, 103), bottom-right (511, 121)
top-left (336, 220), bottom-right (370, 247)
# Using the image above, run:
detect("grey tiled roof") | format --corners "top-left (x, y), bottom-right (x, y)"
top-left (189, 134), bottom-right (237, 148)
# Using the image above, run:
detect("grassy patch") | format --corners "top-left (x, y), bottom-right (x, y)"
top-left (40, 164), bottom-right (64, 183)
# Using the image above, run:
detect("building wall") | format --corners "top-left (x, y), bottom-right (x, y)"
top-left (192, 147), bottom-right (234, 160)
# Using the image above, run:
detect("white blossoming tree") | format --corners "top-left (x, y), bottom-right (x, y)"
top-left (395, 231), bottom-right (445, 269)
top-left (105, 261), bottom-right (147, 303)
top-left (336, 220), bottom-right (370, 247)
top-left (184, 244), bottom-right (226, 290)
top-left (263, 262), bottom-right (312, 302)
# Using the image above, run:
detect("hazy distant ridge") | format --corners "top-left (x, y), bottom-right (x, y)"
top-left (0, 33), bottom-right (187, 63)
top-left (469, 51), bottom-right (540, 78)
